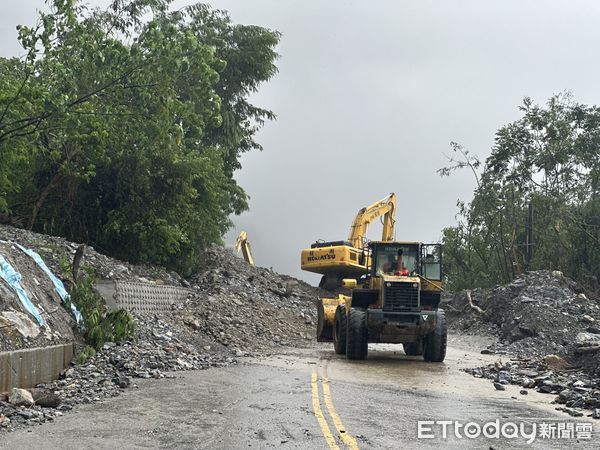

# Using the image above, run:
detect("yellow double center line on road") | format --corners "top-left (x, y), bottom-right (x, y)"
top-left (311, 370), bottom-right (359, 450)
top-left (311, 372), bottom-right (339, 449)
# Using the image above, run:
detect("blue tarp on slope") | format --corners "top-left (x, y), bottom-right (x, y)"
top-left (0, 254), bottom-right (45, 326)
top-left (17, 244), bottom-right (83, 325)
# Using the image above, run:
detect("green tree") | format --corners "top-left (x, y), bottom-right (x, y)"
top-left (441, 93), bottom-right (600, 289)
top-left (0, 0), bottom-right (280, 274)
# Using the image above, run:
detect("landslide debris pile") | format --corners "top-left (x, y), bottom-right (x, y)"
top-left (444, 270), bottom-right (600, 417)
top-left (0, 225), bottom-right (184, 286)
top-left (0, 225), bottom-right (322, 357)
top-left (0, 239), bottom-right (76, 352)
top-left (0, 317), bottom-right (234, 430)
top-left (170, 245), bottom-right (324, 353)
top-left (0, 225), bottom-right (323, 431)
top-left (0, 224), bottom-right (187, 354)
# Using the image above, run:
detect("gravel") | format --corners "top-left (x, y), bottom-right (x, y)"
top-left (445, 270), bottom-right (600, 417)
top-left (1, 225), bottom-right (324, 432)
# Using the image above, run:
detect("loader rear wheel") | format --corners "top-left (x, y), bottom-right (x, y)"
top-left (333, 305), bottom-right (347, 354)
top-left (403, 339), bottom-right (423, 356)
top-left (346, 308), bottom-right (368, 360)
top-left (423, 309), bottom-right (447, 362)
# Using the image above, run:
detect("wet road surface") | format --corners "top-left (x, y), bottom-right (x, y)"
top-left (2, 338), bottom-right (598, 449)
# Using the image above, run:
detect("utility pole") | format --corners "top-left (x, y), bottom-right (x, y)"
top-left (526, 203), bottom-right (534, 267)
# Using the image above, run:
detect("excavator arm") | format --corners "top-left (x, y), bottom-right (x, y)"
top-left (235, 231), bottom-right (255, 266)
top-left (348, 193), bottom-right (396, 249)
top-left (301, 193), bottom-right (397, 290)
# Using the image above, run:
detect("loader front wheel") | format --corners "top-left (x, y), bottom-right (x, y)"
top-left (333, 305), bottom-right (347, 354)
top-left (423, 309), bottom-right (447, 362)
top-left (346, 308), bottom-right (368, 360)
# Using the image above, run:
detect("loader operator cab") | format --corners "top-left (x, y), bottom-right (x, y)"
top-left (372, 242), bottom-right (442, 281)
top-left (374, 244), bottom-right (418, 276)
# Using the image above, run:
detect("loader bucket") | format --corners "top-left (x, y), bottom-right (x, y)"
top-left (316, 296), bottom-right (347, 342)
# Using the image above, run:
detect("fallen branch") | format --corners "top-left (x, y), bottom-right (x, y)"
top-left (466, 290), bottom-right (484, 314)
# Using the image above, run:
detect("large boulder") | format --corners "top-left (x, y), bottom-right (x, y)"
top-left (29, 388), bottom-right (61, 407)
top-left (8, 388), bottom-right (34, 407)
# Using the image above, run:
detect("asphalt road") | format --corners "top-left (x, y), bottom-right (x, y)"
top-left (2, 337), bottom-right (599, 449)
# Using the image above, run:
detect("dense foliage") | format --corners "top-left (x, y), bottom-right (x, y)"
top-left (441, 94), bottom-right (600, 290)
top-left (0, 0), bottom-right (279, 274)
top-left (69, 271), bottom-right (135, 354)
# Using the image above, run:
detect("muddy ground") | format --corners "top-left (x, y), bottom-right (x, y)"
top-left (2, 338), bottom-right (598, 449)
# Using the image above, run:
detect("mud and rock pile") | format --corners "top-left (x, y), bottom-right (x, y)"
top-left (0, 316), bottom-right (236, 430)
top-left (0, 225), bottom-right (184, 286)
top-left (0, 224), bottom-right (322, 357)
top-left (0, 225), bottom-right (322, 431)
top-left (445, 270), bottom-right (600, 417)
top-left (0, 239), bottom-right (77, 352)
top-left (0, 224), bottom-right (190, 353)
top-left (445, 270), bottom-right (600, 360)
top-left (169, 245), bottom-right (324, 353)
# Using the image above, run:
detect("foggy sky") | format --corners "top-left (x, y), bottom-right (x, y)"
top-left (3, 1), bottom-right (600, 284)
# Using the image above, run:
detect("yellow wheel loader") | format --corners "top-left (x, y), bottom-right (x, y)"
top-left (300, 193), bottom-right (396, 290)
top-left (317, 241), bottom-right (447, 362)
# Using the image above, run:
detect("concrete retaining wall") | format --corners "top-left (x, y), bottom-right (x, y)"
top-left (95, 280), bottom-right (192, 314)
top-left (0, 343), bottom-right (73, 392)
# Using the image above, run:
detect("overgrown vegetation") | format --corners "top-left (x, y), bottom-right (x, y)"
top-left (441, 93), bottom-right (600, 291)
top-left (68, 271), bottom-right (135, 359)
top-left (0, 0), bottom-right (279, 275)
top-left (77, 345), bottom-right (96, 365)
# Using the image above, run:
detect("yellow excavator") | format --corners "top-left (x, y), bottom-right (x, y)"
top-left (300, 193), bottom-right (396, 290)
top-left (235, 231), bottom-right (255, 266)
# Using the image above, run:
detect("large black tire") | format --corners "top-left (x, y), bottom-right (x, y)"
top-left (333, 305), bottom-right (347, 354)
top-left (346, 308), bottom-right (368, 360)
top-left (423, 309), bottom-right (447, 362)
top-left (403, 339), bottom-right (423, 356)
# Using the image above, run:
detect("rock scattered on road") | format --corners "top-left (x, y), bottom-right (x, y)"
top-left (446, 270), bottom-right (600, 416)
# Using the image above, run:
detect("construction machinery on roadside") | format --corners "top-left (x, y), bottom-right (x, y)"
top-left (300, 193), bottom-right (396, 290)
top-left (316, 240), bottom-right (446, 362)
top-left (235, 231), bottom-right (255, 266)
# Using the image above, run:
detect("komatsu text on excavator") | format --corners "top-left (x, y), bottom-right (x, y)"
top-left (300, 193), bottom-right (396, 290)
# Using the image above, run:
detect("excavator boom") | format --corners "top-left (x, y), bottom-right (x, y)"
top-left (300, 193), bottom-right (397, 290)
top-left (235, 231), bottom-right (255, 266)
top-left (348, 193), bottom-right (396, 248)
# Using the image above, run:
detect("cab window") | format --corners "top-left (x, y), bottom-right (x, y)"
top-left (374, 245), bottom-right (418, 275)
top-left (421, 244), bottom-right (442, 280)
